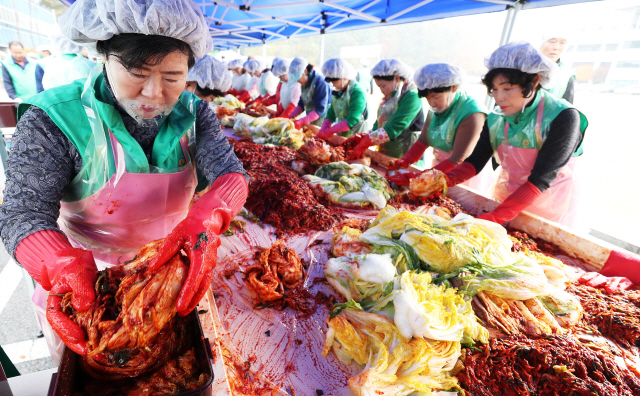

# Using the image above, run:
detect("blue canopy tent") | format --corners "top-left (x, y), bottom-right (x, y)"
top-left (59, 0), bottom-right (598, 51)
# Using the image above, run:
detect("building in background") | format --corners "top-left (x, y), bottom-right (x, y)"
top-left (564, 3), bottom-right (640, 93)
top-left (0, 0), bottom-right (56, 53)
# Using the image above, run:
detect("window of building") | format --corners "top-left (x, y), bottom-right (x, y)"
top-left (617, 61), bottom-right (640, 68)
top-left (623, 40), bottom-right (640, 49)
top-left (577, 44), bottom-right (602, 52)
top-left (605, 43), bottom-right (618, 51)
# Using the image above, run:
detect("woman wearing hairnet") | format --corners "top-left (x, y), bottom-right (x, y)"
top-left (185, 55), bottom-right (232, 102)
top-left (244, 59), bottom-right (279, 108)
top-left (228, 58), bottom-right (251, 96)
top-left (266, 58), bottom-right (301, 118)
top-left (539, 33), bottom-right (575, 103)
top-left (387, 63), bottom-right (495, 194)
top-left (287, 57), bottom-right (332, 129)
top-left (317, 58), bottom-right (368, 139)
top-left (0, 0), bottom-right (248, 357)
top-left (342, 59), bottom-right (424, 160)
top-left (412, 42), bottom-right (587, 228)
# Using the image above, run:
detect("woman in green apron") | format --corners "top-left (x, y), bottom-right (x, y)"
top-left (387, 63), bottom-right (493, 193)
top-left (344, 59), bottom-right (424, 160)
top-left (286, 57), bottom-right (332, 129)
top-left (0, 0), bottom-right (248, 357)
top-left (539, 33), bottom-right (575, 103)
top-left (317, 58), bottom-right (368, 139)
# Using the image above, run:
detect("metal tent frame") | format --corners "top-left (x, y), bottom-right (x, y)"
top-left (59, 0), bottom-right (599, 51)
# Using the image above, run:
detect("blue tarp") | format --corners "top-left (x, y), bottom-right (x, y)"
top-left (59, 0), bottom-right (598, 50)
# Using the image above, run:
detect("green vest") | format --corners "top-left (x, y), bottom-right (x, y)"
top-left (545, 60), bottom-right (574, 100)
top-left (330, 80), bottom-right (368, 137)
top-left (18, 71), bottom-right (200, 202)
top-left (2, 57), bottom-right (37, 100)
top-left (487, 90), bottom-right (587, 157)
top-left (427, 90), bottom-right (487, 153)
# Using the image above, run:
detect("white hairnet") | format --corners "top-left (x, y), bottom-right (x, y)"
top-left (360, 58), bottom-right (370, 67)
top-left (321, 58), bottom-right (357, 80)
top-left (228, 58), bottom-right (244, 70)
top-left (58, 0), bottom-right (213, 58)
top-left (288, 57), bottom-right (308, 86)
top-left (244, 59), bottom-right (264, 74)
top-left (485, 41), bottom-right (558, 89)
top-left (37, 44), bottom-right (51, 52)
top-left (414, 63), bottom-right (465, 90)
top-left (271, 58), bottom-right (290, 78)
top-left (220, 70), bottom-right (233, 93)
top-left (371, 59), bottom-right (413, 80)
top-left (187, 55), bottom-right (228, 91)
top-left (53, 33), bottom-right (82, 54)
top-left (541, 31), bottom-right (570, 44)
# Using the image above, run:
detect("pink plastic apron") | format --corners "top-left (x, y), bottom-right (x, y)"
top-left (490, 94), bottom-right (580, 228)
top-left (433, 148), bottom-right (496, 196)
top-left (34, 130), bottom-right (197, 362)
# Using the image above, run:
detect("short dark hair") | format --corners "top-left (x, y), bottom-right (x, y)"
top-left (418, 86), bottom-right (452, 98)
top-left (196, 84), bottom-right (224, 98)
top-left (482, 68), bottom-right (540, 98)
top-left (373, 75), bottom-right (406, 82)
top-left (96, 33), bottom-right (195, 71)
top-left (305, 64), bottom-right (314, 73)
top-left (8, 41), bottom-right (23, 49)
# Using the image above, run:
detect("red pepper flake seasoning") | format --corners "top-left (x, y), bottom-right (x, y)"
top-left (569, 283), bottom-right (640, 348)
top-left (457, 334), bottom-right (640, 396)
top-left (508, 230), bottom-right (565, 256)
top-left (230, 138), bottom-right (296, 169)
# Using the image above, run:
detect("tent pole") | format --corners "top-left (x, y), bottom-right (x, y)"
top-left (485, 1), bottom-right (523, 108)
top-left (320, 34), bottom-right (325, 65)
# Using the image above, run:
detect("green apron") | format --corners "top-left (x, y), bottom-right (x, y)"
top-left (1, 57), bottom-right (37, 100)
top-left (545, 61), bottom-right (575, 100)
top-left (18, 68), bottom-right (200, 202)
top-left (378, 84), bottom-right (420, 159)
top-left (300, 71), bottom-right (326, 127)
top-left (487, 90), bottom-right (587, 156)
top-left (428, 90), bottom-right (488, 152)
top-left (332, 80), bottom-right (367, 138)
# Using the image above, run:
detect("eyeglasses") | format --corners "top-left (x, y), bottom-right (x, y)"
top-left (325, 77), bottom-right (339, 83)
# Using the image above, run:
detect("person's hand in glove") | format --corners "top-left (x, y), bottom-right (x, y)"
top-left (579, 272), bottom-right (634, 293)
top-left (388, 141), bottom-right (427, 171)
top-left (46, 248), bottom-right (98, 355)
top-left (476, 181), bottom-right (541, 225)
top-left (246, 96), bottom-right (263, 108)
top-left (345, 128), bottom-right (390, 160)
top-left (148, 173), bottom-right (248, 316)
top-left (317, 120), bottom-right (350, 140)
top-left (293, 110), bottom-right (320, 130)
top-left (16, 230), bottom-right (97, 355)
top-left (386, 172), bottom-right (420, 186)
top-left (280, 103), bottom-right (298, 119)
top-left (237, 91), bottom-right (251, 103)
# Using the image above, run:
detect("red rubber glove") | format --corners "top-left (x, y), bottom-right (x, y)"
top-left (288, 106), bottom-right (304, 120)
top-left (579, 272), bottom-right (634, 293)
top-left (45, 248), bottom-right (98, 355)
top-left (293, 111), bottom-right (320, 130)
top-left (599, 249), bottom-right (640, 284)
top-left (345, 133), bottom-right (373, 160)
top-left (477, 181), bottom-right (542, 224)
top-left (237, 91), bottom-right (251, 102)
top-left (16, 230), bottom-right (98, 355)
top-left (246, 96), bottom-right (263, 107)
top-left (272, 103), bottom-right (284, 118)
top-left (317, 120), bottom-right (350, 140)
top-left (444, 162), bottom-right (477, 187)
top-left (390, 141), bottom-right (427, 171)
top-left (262, 94), bottom-right (278, 107)
top-left (386, 172), bottom-right (420, 186)
top-left (280, 103), bottom-right (297, 119)
top-left (433, 159), bottom-right (456, 173)
top-left (148, 173), bottom-right (247, 316)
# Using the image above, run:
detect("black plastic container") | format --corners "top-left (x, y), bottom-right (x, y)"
top-left (47, 310), bottom-right (214, 396)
